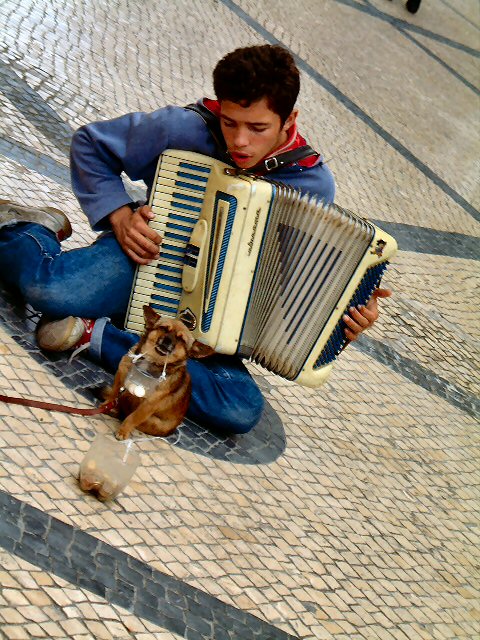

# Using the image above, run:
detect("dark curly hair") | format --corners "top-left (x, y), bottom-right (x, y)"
top-left (213, 45), bottom-right (300, 125)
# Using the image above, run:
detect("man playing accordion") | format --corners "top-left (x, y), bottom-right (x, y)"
top-left (0, 45), bottom-right (390, 434)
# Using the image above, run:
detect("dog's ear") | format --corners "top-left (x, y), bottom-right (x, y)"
top-left (189, 340), bottom-right (215, 359)
top-left (143, 305), bottom-right (161, 330)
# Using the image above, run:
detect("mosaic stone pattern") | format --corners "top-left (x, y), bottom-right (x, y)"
top-left (0, 0), bottom-right (479, 639)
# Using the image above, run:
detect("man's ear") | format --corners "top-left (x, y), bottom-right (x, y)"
top-left (143, 305), bottom-right (161, 330)
top-left (189, 340), bottom-right (215, 359)
top-left (282, 109), bottom-right (298, 133)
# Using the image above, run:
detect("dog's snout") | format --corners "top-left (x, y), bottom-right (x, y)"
top-left (155, 331), bottom-right (177, 356)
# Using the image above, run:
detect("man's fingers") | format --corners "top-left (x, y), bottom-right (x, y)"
top-left (372, 288), bottom-right (392, 299)
top-left (125, 247), bottom-right (155, 265)
top-left (131, 210), bottom-right (162, 245)
top-left (365, 287), bottom-right (391, 312)
top-left (344, 327), bottom-right (359, 342)
top-left (119, 228), bottom-right (160, 263)
top-left (125, 243), bottom-right (159, 262)
top-left (136, 204), bottom-right (155, 221)
top-left (342, 289), bottom-right (392, 341)
top-left (128, 228), bottom-right (160, 257)
top-left (346, 307), bottom-right (371, 327)
top-left (357, 300), bottom-right (379, 321)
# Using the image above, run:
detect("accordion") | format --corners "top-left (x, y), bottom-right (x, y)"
top-left (125, 150), bottom-right (397, 387)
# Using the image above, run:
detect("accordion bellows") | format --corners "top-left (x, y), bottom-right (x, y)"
top-left (126, 150), bottom-right (397, 387)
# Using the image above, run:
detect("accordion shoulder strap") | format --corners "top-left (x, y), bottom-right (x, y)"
top-left (184, 102), bottom-right (319, 173)
top-left (185, 102), bottom-right (229, 159)
top-left (247, 145), bottom-right (319, 174)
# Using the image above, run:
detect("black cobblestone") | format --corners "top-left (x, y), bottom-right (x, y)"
top-left (355, 335), bottom-right (480, 419)
top-left (144, 579), bottom-right (167, 602)
top-left (0, 58), bottom-right (74, 154)
top-left (105, 587), bottom-right (133, 612)
top-left (0, 491), bottom-right (299, 638)
top-left (22, 514), bottom-right (49, 537)
top-left (117, 562), bottom-right (147, 587)
top-left (166, 589), bottom-right (188, 609)
top-left (93, 567), bottom-right (117, 590)
top-left (76, 575), bottom-right (107, 598)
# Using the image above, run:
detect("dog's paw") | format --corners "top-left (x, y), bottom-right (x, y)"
top-left (115, 429), bottom-right (129, 441)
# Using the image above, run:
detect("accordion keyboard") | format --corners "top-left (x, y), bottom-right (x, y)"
top-left (126, 153), bottom-right (213, 332)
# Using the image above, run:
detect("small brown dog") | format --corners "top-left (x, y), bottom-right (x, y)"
top-left (102, 305), bottom-right (211, 440)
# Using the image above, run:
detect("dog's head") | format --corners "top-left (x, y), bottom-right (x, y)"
top-left (140, 305), bottom-right (213, 366)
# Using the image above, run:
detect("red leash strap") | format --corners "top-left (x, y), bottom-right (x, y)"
top-left (0, 393), bottom-right (117, 416)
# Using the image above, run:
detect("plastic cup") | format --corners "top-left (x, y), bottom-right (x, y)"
top-left (79, 433), bottom-right (141, 501)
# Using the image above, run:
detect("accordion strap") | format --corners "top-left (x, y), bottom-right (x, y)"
top-left (247, 145), bottom-right (319, 174)
top-left (185, 102), bottom-right (230, 161)
top-left (185, 102), bottom-right (319, 173)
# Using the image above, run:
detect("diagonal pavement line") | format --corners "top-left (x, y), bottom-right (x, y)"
top-left (438, 0), bottom-right (480, 31)
top-left (335, 0), bottom-right (480, 57)
top-left (219, 0), bottom-right (480, 224)
top-left (0, 58), bottom-right (74, 154)
top-left (396, 26), bottom-right (480, 97)
top-left (0, 491), bottom-right (299, 640)
top-left (0, 134), bottom-right (70, 188)
top-left (370, 220), bottom-right (480, 261)
top-left (354, 335), bottom-right (480, 419)
top-left (360, 0), bottom-right (480, 96)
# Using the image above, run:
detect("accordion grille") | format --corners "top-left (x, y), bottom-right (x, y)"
top-left (313, 261), bottom-right (388, 368)
top-left (240, 192), bottom-right (375, 379)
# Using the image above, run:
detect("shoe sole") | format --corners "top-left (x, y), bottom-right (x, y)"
top-left (37, 316), bottom-right (83, 351)
top-left (0, 199), bottom-right (72, 240)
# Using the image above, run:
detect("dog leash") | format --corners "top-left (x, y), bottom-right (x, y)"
top-left (0, 393), bottom-right (118, 416)
top-left (0, 350), bottom-right (168, 416)
top-left (0, 348), bottom-right (174, 417)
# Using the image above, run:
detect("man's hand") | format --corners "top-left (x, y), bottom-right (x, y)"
top-left (343, 288), bottom-right (392, 342)
top-left (109, 204), bottom-right (162, 264)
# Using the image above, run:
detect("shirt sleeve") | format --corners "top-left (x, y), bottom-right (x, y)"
top-left (316, 162), bottom-right (336, 204)
top-left (271, 161), bottom-right (336, 205)
top-left (70, 105), bottom-right (214, 229)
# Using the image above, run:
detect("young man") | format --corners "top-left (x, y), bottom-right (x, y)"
top-left (0, 45), bottom-right (390, 434)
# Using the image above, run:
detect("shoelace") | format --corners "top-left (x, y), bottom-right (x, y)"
top-left (68, 318), bottom-right (95, 363)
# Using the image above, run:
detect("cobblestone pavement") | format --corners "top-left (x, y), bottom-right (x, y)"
top-left (0, 0), bottom-right (479, 638)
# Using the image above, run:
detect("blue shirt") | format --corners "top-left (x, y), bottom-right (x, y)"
top-left (70, 104), bottom-right (336, 230)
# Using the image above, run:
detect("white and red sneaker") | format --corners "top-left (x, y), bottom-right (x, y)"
top-left (37, 317), bottom-right (95, 355)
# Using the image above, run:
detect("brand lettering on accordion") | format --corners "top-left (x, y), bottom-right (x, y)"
top-left (125, 150), bottom-right (397, 388)
top-left (248, 207), bottom-right (262, 256)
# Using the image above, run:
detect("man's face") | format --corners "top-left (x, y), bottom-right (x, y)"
top-left (219, 98), bottom-right (297, 169)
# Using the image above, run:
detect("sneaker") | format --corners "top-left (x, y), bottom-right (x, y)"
top-left (37, 317), bottom-right (94, 352)
top-left (0, 199), bottom-right (72, 241)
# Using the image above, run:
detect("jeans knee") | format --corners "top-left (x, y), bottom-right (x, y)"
top-left (214, 386), bottom-right (265, 435)
top-left (21, 279), bottom-right (60, 317)
top-left (187, 356), bottom-right (266, 435)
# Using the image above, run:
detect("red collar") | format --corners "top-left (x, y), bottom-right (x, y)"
top-left (202, 98), bottom-right (319, 168)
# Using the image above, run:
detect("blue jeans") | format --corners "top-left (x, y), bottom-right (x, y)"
top-left (0, 223), bottom-right (264, 433)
